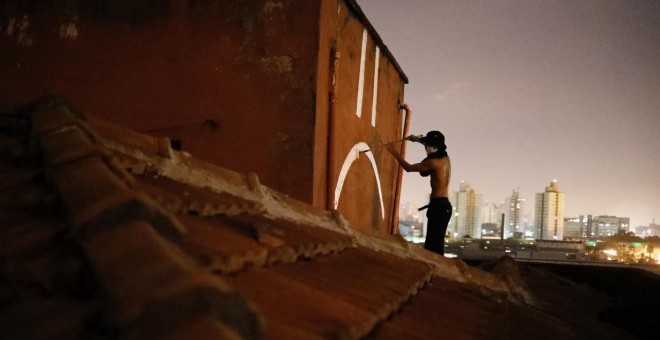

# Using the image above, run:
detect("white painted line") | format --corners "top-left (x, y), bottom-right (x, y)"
top-left (355, 28), bottom-right (367, 118)
top-left (333, 142), bottom-right (385, 219)
top-left (371, 46), bottom-right (380, 127)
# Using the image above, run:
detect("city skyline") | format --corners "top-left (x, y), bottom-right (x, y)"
top-left (359, 0), bottom-right (660, 227)
top-left (399, 181), bottom-right (634, 231)
top-left (399, 195), bottom-right (637, 238)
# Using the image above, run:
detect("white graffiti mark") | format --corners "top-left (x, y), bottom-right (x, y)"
top-left (263, 1), bottom-right (284, 14)
top-left (371, 46), bottom-right (380, 127)
top-left (334, 142), bottom-right (385, 219)
top-left (6, 15), bottom-right (33, 46)
top-left (355, 28), bottom-right (367, 118)
top-left (59, 19), bottom-right (79, 40)
top-left (259, 55), bottom-right (292, 74)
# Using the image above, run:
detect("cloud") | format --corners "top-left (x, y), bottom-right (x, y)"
top-left (433, 82), bottom-right (470, 102)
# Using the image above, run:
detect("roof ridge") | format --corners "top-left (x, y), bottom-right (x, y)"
top-left (87, 114), bottom-right (349, 234)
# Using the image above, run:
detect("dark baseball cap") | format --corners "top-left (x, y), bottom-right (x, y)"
top-left (420, 130), bottom-right (445, 147)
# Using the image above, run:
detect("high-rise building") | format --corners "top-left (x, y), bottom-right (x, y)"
top-left (592, 215), bottom-right (630, 237)
top-left (522, 211), bottom-right (534, 238)
top-left (503, 189), bottom-right (525, 238)
top-left (450, 181), bottom-right (481, 238)
top-left (636, 220), bottom-right (660, 237)
top-left (534, 180), bottom-right (565, 240)
top-left (565, 215), bottom-right (631, 239)
top-left (619, 217), bottom-right (631, 234)
top-left (564, 215), bottom-right (589, 239)
top-left (480, 201), bottom-right (500, 224)
top-left (480, 222), bottom-right (500, 238)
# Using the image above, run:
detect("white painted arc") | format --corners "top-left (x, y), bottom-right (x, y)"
top-left (333, 142), bottom-right (385, 219)
top-left (371, 47), bottom-right (380, 127)
top-left (355, 28), bottom-right (368, 118)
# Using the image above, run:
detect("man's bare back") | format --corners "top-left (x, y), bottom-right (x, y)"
top-left (426, 156), bottom-right (451, 198)
top-left (385, 145), bottom-right (451, 197)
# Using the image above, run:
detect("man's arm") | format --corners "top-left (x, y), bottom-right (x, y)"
top-left (385, 144), bottom-right (435, 173)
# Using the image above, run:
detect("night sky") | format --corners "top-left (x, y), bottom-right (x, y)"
top-left (359, 0), bottom-right (660, 227)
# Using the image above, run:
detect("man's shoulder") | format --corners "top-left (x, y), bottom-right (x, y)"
top-left (423, 156), bottom-right (449, 165)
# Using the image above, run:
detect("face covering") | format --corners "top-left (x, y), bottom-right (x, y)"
top-left (425, 146), bottom-right (439, 155)
top-left (420, 145), bottom-right (448, 177)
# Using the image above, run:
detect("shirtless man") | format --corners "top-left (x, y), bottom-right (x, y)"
top-left (386, 119), bottom-right (452, 255)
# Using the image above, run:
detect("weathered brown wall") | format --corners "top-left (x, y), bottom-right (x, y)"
top-left (0, 0), bottom-right (407, 234)
top-left (0, 0), bottom-right (321, 203)
top-left (315, 0), bottom-right (406, 233)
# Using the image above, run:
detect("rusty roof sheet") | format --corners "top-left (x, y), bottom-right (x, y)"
top-left (0, 97), bottom-right (637, 339)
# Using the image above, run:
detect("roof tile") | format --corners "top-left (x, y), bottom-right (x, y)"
top-left (126, 274), bottom-right (262, 340)
top-left (50, 156), bottom-right (130, 226)
top-left (0, 213), bottom-right (60, 258)
top-left (223, 247), bottom-right (432, 338)
top-left (39, 126), bottom-right (99, 166)
top-left (372, 275), bottom-right (572, 339)
top-left (29, 105), bottom-right (82, 135)
top-left (226, 265), bottom-right (379, 339)
top-left (135, 174), bottom-right (266, 217)
top-left (0, 134), bottom-right (27, 162)
top-left (4, 242), bottom-right (87, 292)
top-left (0, 181), bottom-right (58, 212)
top-left (81, 219), bottom-right (261, 338)
top-left (44, 149), bottom-right (184, 243)
top-left (0, 166), bottom-right (41, 192)
top-left (81, 219), bottom-right (194, 324)
top-left (0, 292), bottom-right (100, 340)
top-left (179, 214), bottom-right (270, 273)
top-left (86, 115), bottom-right (160, 158)
top-left (233, 215), bottom-right (355, 262)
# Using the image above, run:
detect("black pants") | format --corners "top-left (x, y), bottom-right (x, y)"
top-left (425, 197), bottom-right (452, 255)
